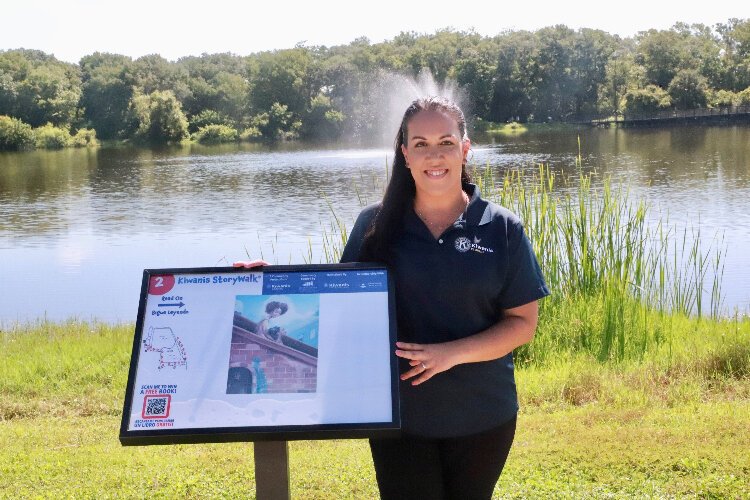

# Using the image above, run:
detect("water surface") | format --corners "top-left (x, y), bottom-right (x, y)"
top-left (1, 125), bottom-right (748, 323)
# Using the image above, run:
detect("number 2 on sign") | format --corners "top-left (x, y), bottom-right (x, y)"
top-left (148, 275), bottom-right (175, 295)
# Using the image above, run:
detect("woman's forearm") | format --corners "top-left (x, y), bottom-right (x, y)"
top-left (395, 301), bottom-right (539, 385)
top-left (448, 301), bottom-right (538, 365)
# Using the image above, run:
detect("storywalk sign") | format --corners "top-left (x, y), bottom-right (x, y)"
top-left (120, 263), bottom-right (400, 445)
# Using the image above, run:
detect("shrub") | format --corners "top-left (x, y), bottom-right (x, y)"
top-left (192, 124), bottom-right (239, 144)
top-left (624, 85), bottom-right (672, 115)
top-left (709, 89), bottom-right (738, 108)
top-left (0, 115), bottom-right (36, 151)
top-left (239, 127), bottom-right (262, 142)
top-left (188, 110), bottom-right (233, 133)
top-left (34, 123), bottom-right (72, 149)
top-left (251, 103), bottom-right (300, 141)
top-left (71, 128), bottom-right (99, 147)
top-left (127, 90), bottom-right (189, 144)
top-left (736, 87), bottom-right (750, 106)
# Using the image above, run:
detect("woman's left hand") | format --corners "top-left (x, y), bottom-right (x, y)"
top-left (395, 341), bottom-right (458, 386)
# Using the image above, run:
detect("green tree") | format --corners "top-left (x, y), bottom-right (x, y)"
top-left (251, 102), bottom-right (300, 141)
top-left (128, 90), bottom-right (189, 143)
top-left (300, 93), bottom-right (344, 140)
top-left (668, 69), bottom-right (708, 109)
top-left (570, 29), bottom-right (620, 117)
top-left (530, 26), bottom-right (579, 121)
top-left (636, 29), bottom-right (687, 88)
top-left (454, 39), bottom-right (499, 118)
top-left (597, 50), bottom-right (638, 116)
top-left (0, 49), bottom-right (81, 127)
top-left (490, 30), bottom-right (537, 122)
top-left (0, 114), bottom-right (35, 150)
top-left (405, 30), bottom-right (474, 84)
top-left (675, 23), bottom-right (724, 89)
top-left (624, 84), bottom-right (671, 115)
top-left (132, 54), bottom-right (191, 102)
top-left (249, 49), bottom-right (312, 119)
top-left (178, 53), bottom-right (250, 125)
top-left (716, 19), bottom-right (750, 91)
top-left (79, 52), bottom-right (135, 140)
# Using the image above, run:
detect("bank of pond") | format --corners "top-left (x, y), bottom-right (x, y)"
top-left (3, 114), bottom-right (577, 151)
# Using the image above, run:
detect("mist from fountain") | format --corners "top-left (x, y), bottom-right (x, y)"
top-left (349, 68), bottom-right (469, 148)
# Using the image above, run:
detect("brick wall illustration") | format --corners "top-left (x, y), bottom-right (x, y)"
top-left (227, 313), bottom-right (317, 394)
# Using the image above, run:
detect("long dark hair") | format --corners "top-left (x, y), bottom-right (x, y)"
top-left (359, 96), bottom-right (472, 262)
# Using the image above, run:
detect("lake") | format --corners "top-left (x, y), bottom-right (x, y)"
top-left (1, 124), bottom-right (748, 323)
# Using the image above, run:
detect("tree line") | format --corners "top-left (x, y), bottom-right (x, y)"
top-left (1, 18), bottom-right (750, 149)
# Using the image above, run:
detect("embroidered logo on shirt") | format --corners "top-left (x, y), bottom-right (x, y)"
top-left (454, 237), bottom-right (471, 252)
top-left (455, 235), bottom-right (495, 254)
top-left (471, 235), bottom-right (494, 253)
top-left (470, 243), bottom-right (495, 254)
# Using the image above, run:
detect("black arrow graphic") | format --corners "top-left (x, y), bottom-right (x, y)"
top-left (158, 302), bottom-right (185, 308)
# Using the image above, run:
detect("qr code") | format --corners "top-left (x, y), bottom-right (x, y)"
top-left (141, 394), bottom-right (171, 419)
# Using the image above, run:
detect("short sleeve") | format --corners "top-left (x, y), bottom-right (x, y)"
top-left (497, 219), bottom-right (550, 309)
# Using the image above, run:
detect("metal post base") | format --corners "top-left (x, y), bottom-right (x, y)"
top-left (254, 441), bottom-right (290, 500)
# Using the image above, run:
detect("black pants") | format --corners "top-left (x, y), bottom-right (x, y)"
top-left (369, 416), bottom-right (517, 500)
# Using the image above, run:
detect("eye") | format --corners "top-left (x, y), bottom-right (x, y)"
top-left (440, 140), bottom-right (455, 146)
top-left (413, 141), bottom-right (427, 147)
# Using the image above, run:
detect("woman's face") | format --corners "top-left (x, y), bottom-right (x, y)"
top-left (401, 110), bottom-right (470, 199)
top-left (269, 308), bottom-right (282, 318)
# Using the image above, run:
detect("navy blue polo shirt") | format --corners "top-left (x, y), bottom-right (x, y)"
top-left (341, 184), bottom-right (550, 438)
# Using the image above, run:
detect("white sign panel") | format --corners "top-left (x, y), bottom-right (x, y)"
top-left (120, 264), bottom-right (399, 445)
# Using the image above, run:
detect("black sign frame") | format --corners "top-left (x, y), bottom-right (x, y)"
top-left (119, 263), bottom-right (400, 446)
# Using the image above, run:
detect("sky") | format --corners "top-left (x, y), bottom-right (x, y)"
top-left (2, 0), bottom-right (748, 64)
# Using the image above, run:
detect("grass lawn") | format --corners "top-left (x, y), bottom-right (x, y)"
top-left (1, 403), bottom-right (747, 498)
top-left (1, 321), bottom-right (748, 498)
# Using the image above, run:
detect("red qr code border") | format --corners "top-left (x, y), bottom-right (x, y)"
top-left (141, 394), bottom-right (171, 419)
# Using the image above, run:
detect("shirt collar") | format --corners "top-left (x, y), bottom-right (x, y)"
top-left (463, 183), bottom-right (492, 227)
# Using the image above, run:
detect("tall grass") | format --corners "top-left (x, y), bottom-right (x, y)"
top-left (309, 159), bottom-right (730, 365)
top-left (474, 164), bottom-right (728, 364)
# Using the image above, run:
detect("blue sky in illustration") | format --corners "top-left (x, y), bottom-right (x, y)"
top-left (236, 294), bottom-right (320, 347)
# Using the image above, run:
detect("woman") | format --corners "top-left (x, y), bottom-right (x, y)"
top-left (339, 96), bottom-right (549, 499)
top-left (256, 300), bottom-right (288, 343)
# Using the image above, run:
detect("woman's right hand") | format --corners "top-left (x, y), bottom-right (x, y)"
top-left (232, 259), bottom-right (270, 268)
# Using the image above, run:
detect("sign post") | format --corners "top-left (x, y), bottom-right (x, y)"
top-left (255, 441), bottom-right (290, 500)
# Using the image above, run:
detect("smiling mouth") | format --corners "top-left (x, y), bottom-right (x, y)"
top-left (425, 169), bottom-right (448, 178)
